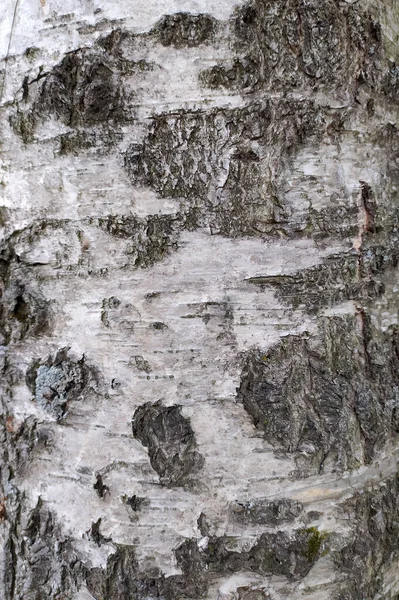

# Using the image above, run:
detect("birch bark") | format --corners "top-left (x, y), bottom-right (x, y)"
top-left (1, 1), bottom-right (399, 599)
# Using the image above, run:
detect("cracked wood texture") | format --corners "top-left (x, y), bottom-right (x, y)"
top-left (0, 0), bottom-right (399, 599)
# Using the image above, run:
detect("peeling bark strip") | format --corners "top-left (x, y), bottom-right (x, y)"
top-left (1, 0), bottom-right (399, 599)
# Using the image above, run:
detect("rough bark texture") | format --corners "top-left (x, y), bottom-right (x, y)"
top-left (0, 0), bottom-right (399, 599)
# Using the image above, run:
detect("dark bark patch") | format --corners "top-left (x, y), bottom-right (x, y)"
top-left (3, 497), bottom-right (83, 599)
top-left (87, 546), bottom-right (153, 600)
top-left (246, 181), bottom-right (398, 312)
top-left (335, 474), bottom-right (399, 599)
top-left (150, 13), bottom-right (219, 48)
top-left (94, 474), bottom-right (109, 498)
top-left (383, 60), bottom-right (399, 99)
top-left (35, 50), bottom-right (123, 127)
top-left (122, 494), bottom-right (148, 512)
top-left (10, 35), bottom-right (142, 148)
top-left (87, 524), bottom-right (328, 600)
top-left (133, 355), bottom-right (152, 373)
top-left (0, 282), bottom-right (53, 345)
top-left (238, 315), bottom-right (399, 474)
top-left (232, 498), bottom-right (303, 525)
top-left (246, 250), bottom-right (390, 313)
top-left (237, 589), bottom-right (270, 600)
top-left (85, 518), bottom-right (112, 546)
top-left (151, 321), bottom-right (168, 331)
top-left (201, 0), bottom-right (381, 95)
top-left (124, 99), bottom-right (328, 238)
top-left (171, 526), bottom-right (328, 584)
top-left (98, 213), bottom-right (182, 268)
top-left (132, 401), bottom-right (204, 486)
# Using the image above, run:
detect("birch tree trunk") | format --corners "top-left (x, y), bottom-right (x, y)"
top-left (1, 0), bottom-right (399, 599)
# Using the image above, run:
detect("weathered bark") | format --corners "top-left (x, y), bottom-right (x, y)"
top-left (0, 0), bottom-right (399, 598)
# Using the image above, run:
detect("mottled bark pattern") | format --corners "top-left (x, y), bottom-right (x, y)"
top-left (0, 0), bottom-right (399, 599)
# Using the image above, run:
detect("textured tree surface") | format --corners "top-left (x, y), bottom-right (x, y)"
top-left (0, 0), bottom-right (399, 598)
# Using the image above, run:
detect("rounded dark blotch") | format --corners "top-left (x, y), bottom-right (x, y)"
top-left (132, 401), bottom-right (204, 486)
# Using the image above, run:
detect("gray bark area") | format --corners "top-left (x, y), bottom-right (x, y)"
top-left (0, 0), bottom-right (399, 599)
